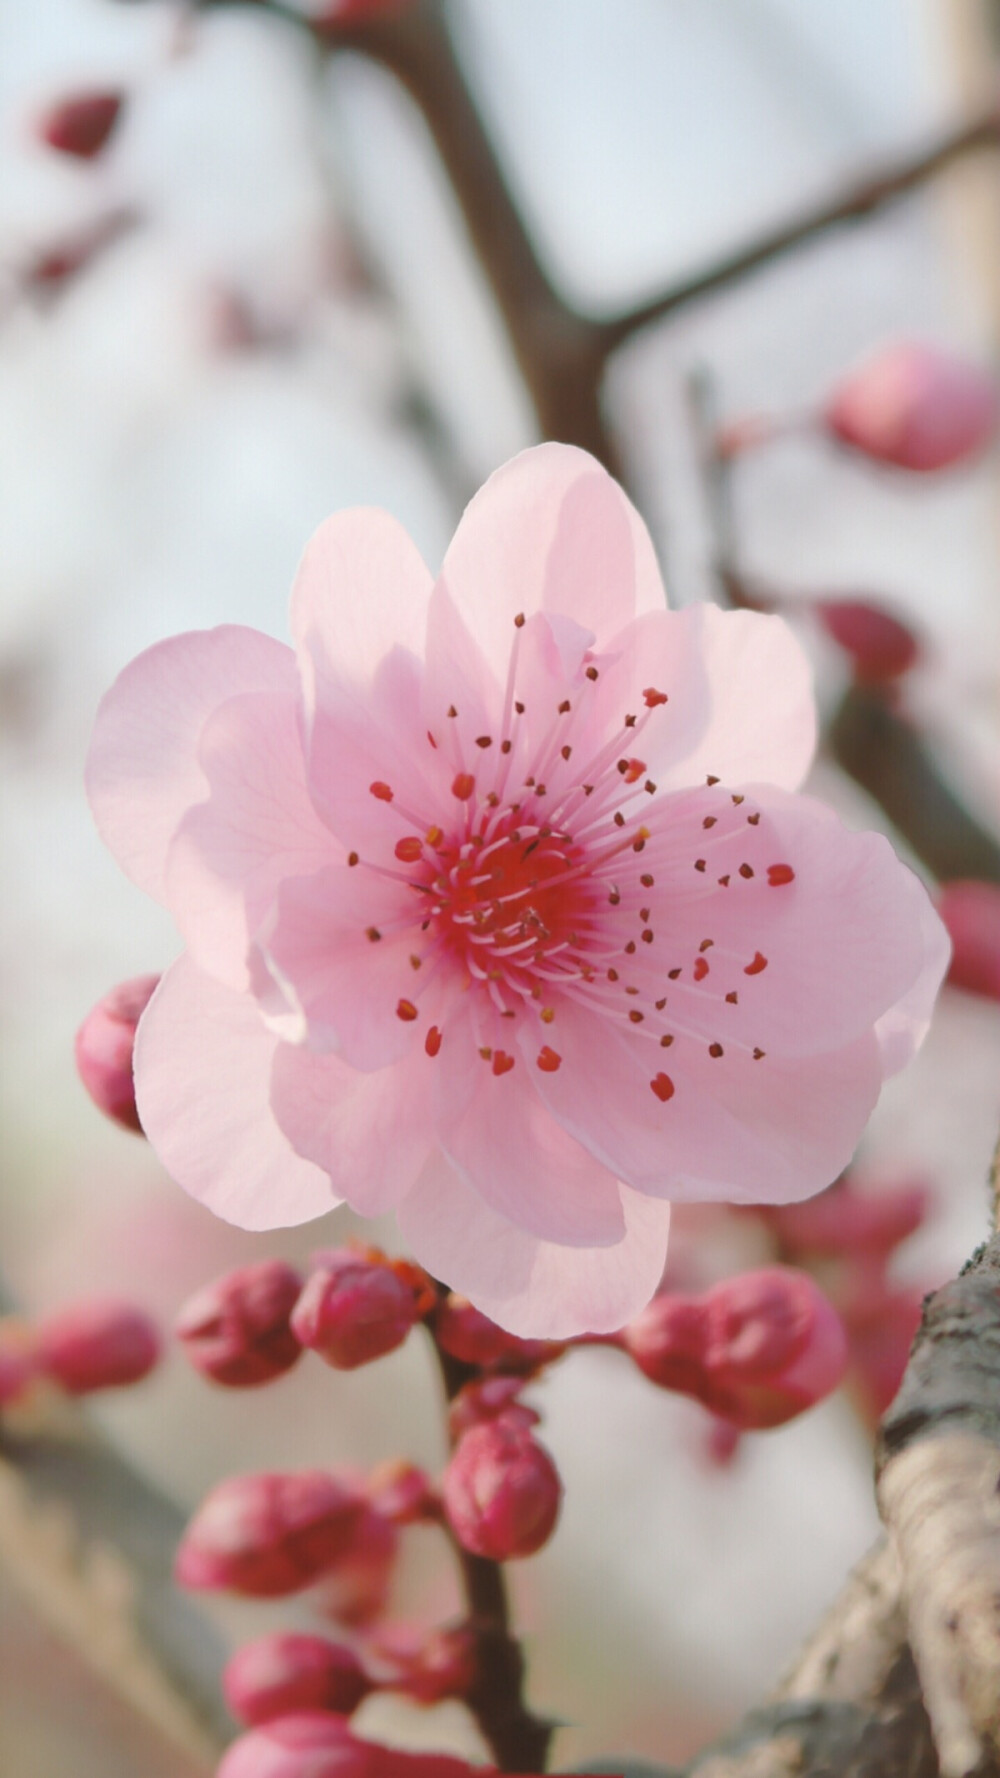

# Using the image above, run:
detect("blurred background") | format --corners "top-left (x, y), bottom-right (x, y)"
top-left (1, 1), bottom-right (999, 1773)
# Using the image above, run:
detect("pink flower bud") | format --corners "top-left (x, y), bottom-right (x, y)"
top-left (757, 1175), bottom-right (928, 1258)
top-left (0, 1327), bottom-right (38, 1406)
top-left (448, 1376), bottom-right (539, 1443)
top-left (621, 1293), bottom-right (708, 1392)
top-left (701, 1268), bottom-right (848, 1429)
top-left (316, 1501), bottom-right (398, 1629)
top-left (176, 1471), bottom-right (366, 1598)
top-left (442, 1418), bottom-right (562, 1561)
top-left (432, 1294), bottom-right (563, 1372)
top-left (291, 1250), bottom-right (423, 1371)
top-left (825, 341), bottom-right (998, 472)
top-left (216, 1712), bottom-right (488, 1778)
top-left (75, 974), bottom-right (159, 1132)
top-left (37, 1299), bottom-right (160, 1394)
top-left (937, 880), bottom-right (1000, 1001)
top-left (223, 1634), bottom-right (371, 1727)
top-left (815, 598), bottom-right (921, 684)
top-left (176, 1262), bottom-right (303, 1388)
top-left (366, 1460), bottom-right (439, 1526)
top-left (381, 1623), bottom-right (478, 1706)
top-left (38, 91), bottom-right (123, 159)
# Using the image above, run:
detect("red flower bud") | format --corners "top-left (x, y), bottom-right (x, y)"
top-left (448, 1376), bottom-right (539, 1443)
top-left (38, 91), bottom-right (123, 160)
top-left (937, 880), bottom-right (1000, 1001)
top-left (176, 1262), bottom-right (303, 1388)
top-left (223, 1634), bottom-right (371, 1727)
top-left (825, 340), bottom-right (998, 472)
top-left (176, 1471), bottom-right (366, 1598)
top-left (75, 974), bottom-right (159, 1132)
top-left (432, 1293), bottom-right (563, 1372)
top-left (37, 1299), bottom-right (160, 1394)
top-left (442, 1418), bottom-right (561, 1561)
top-left (216, 1712), bottom-right (488, 1778)
top-left (621, 1293), bottom-right (707, 1393)
top-left (700, 1269), bottom-right (848, 1429)
top-left (366, 1460), bottom-right (439, 1526)
top-left (316, 1503), bottom-right (398, 1628)
top-left (291, 1250), bottom-right (426, 1370)
top-left (379, 1623), bottom-right (478, 1706)
top-left (815, 598), bottom-right (921, 684)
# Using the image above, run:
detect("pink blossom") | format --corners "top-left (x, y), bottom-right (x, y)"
top-left (291, 1248), bottom-right (425, 1370)
top-left (75, 974), bottom-right (160, 1132)
top-left (86, 445), bottom-right (948, 1337)
top-left (37, 1299), bottom-right (160, 1394)
top-left (175, 1261), bottom-right (304, 1388)
top-left (442, 1415), bottom-right (562, 1561)
top-left (216, 1712), bottom-right (488, 1778)
top-left (825, 340), bottom-right (998, 472)
top-left (175, 1470), bottom-right (367, 1598)
top-left (224, 1634), bottom-right (372, 1727)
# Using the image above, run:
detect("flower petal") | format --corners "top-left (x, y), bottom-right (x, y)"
top-left (270, 1044), bottom-right (436, 1216)
top-left (397, 1156), bottom-right (671, 1338)
top-left (165, 690), bottom-right (338, 991)
top-left (874, 878), bottom-right (951, 1075)
top-left (134, 957), bottom-right (336, 1230)
top-left (430, 1002), bottom-right (626, 1245)
top-left (86, 627), bottom-right (297, 902)
top-left (529, 1007), bottom-right (883, 1203)
top-left (437, 443), bottom-right (666, 668)
top-left (290, 506), bottom-right (433, 688)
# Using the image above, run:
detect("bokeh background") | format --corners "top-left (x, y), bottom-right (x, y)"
top-left (1, 2), bottom-right (999, 1773)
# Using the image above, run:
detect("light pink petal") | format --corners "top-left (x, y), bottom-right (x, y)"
top-left (261, 864), bottom-right (431, 1070)
top-left (528, 1006), bottom-right (883, 1203)
top-left (397, 1156), bottom-right (671, 1338)
top-left (164, 690), bottom-right (338, 991)
top-left (134, 957), bottom-right (336, 1230)
top-left (599, 785), bottom-right (939, 1059)
top-left (874, 883), bottom-right (951, 1075)
top-left (290, 506), bottom-right (433, 689)
top-left (429, 1002), bottom-right (625, 1245)
top-left (87, 627), bottom-right (297, 902)
top-left (589, 604), bottom-right (816, 795)
top-left (437, 443), bottom-right (667, 668)
top-left (270, 1044), bottom-right (436, 1215)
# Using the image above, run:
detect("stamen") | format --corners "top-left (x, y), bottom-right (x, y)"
top-left (452, 772), bottom-right (476, 801)
top-left (370, 781), bottom-right (393, 802)
top-left (744, 952), bottom-right (768, 975)
top-left (425, 1026), bottom-right (442, 1056)
top-left (396, 999), bottom-right (418, 1021)
top-left (395, 837), bottom-right (423, 863)
top-left (708, 1042), bottom-right (724, 1058)
top-left (643, 687), bottom-right (668, 707)
top-left (537, 1046), bottom-right (562, 1072)
top-left (767, 864), bottom-right (795, 886)
top-left (650, 1072), bottom-right (674, 1101)
top-left (348, 851), bottom-right (359, 867)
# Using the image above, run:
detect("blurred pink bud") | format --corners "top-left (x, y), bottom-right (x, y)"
top-left (701, 1268), bottom-right (848, 1429)
top-left (317, 1501), bottom-right (398, 1628)
top-left (703, 1414), bottom-right (743, 1469)
top-left (75, 974), bottom-right (159, 1132)
top-left (38, 91), bottom-right (123, 159)
top-left (442, 1418), bottom-right (562, 1561)
top-left (432, 1293), bottom-right (563, 1372)
top-left (37, 1299), bottom-right (160, 1394)
top-left (224, 1634), bottom-right (371, 1727)
top-left (291, 1250), bottom-right (425, 1370)
top-left (176, 1471), bottom-right (366, 1598)
top-left (366, 1460), bottom-right (439, 1526)
top-left (217, 1712), bottom-right (487, 1778)
top-left (0, 1327), bottom-right (39, 1405)
top-left (386, 1623), bottom-right (478, 1706)
top-left (757, 1175), bottom-right (928, 1258)
top-left (447, 1376), bottom-right (539, 1443)
top-left (938, 880), bottom-right (1000, 1001)
top-left (620, 1293), bottom-right (708, 1392)
top-left (815, 599), bottom-right (921, 684)
top-left (825, 341), bottom-right (998, 472)
top-left (846, 1286), bottom-right (924, 1426)
top-left (176, 1262), bottom-right (303, 1388)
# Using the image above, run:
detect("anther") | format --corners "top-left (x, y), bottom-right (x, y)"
top-left (540, 1007), bottom-right (555, 1024)
top-left (492, 1051), bottom-right (515, 1076)
top-left (694, 859), bottom-right (706, 872)
top-left (725, 991), bottom-right (738, 1004)
top-left (501, 739), bottom-right (512, 754)
top-left (732, 794), bottom-right (745, 806)
top-left (632, 828), bottom-right (649, 852)
top-left (640, 873), bottom-right (654, 887)
top-left (537, 1046), bottom-right (562, 1072)
top-left (624, 714), bottom-right (637, 728)
top-left (425, 1026), bottom-right (442, 1057)
top-left (558, 699), bottom-right (571, 714)
top-left (718, 874), bottom-right (731, 886)
top-left (739, 864), bottom-right (754, 879)
top-left (645, 781), bottom-right (657, 794)
top-left (703, 816), bottom-right (717, 829)
top-left (693, 956), bottom-right (709, 981)
top-left (366, 927), bottom-right (382, 943)
top-left (708, 1042), bottom-right (723, 1058)
top-left (650, 1072), bottom-right (674, 1102)
top-left (767, 864), bottom-right (796, 886)
top-left (668, 967), bottom-right (681, 980)
top-left (409, 955), bottom-right (422, 970)
top-left (706, 775), bottom-right (720, 786)
top-left (613, 813), bottom-right (625, 828)
top-left (479, 1047), bottom-right (492, 1061)
top-left (583, 785), bottom-right (594, 796)
top-left (655, 998), bottom-right (667, 1011)
top-left (748, 812), bottom-right (761, 825)
top-left (607, 968), bottom-right (619, 982)
top-left (427, 730), bottom-right (437, 748)
top-left (426, 825), bottom-right (443, 845)
top-left (396, 999), bottom-right (418, 1022)
top-left (699, 939), bottom-right (714, 951)
top-left (451, 772), bottom-right (475, 801)
top-left (624, 941), bottom-right (636, 955)
top-left (642, 930), bottom-right (654, 944)
top-left (744, 952), bottom-right (768, 975)
top-left (753, 1047), bottom-right (766, 1060)
top-left (514, 612), bottom-right (526, 628)
top-left (514, 700), bottom-right (525, 715)
top-left (348, 851), bottom-right (359, 867)
top-left (643, 687), bottom-right (668, 707)
top-left (475, 735), bottom-right (492, 749)
top-left (370, 781), bottom-right (393, 802)
top-left (561, 745), bottom-right (572, 760)
top-left (640, 907), bottom-right (651, 923)
top-left (585, 665), bottom-right (599, 681)
top-left (395, 837), bottom-right (423, 863)
top-left (628, 1010), bottom-right (644, 1023)
top-left (659, 1033), bottom-right (673, 1047)
top-left (447, 706), bottom-right (458, 718)
top-left (622, 759), bottom-right (646, 784)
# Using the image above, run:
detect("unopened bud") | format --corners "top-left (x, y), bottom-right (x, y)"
top-left (381, 1623), bottom-right (478, 1706)
top-left (433, 1293), bottom-right (562, 1372)
top-left (223, 1634), bottom-right (371, 1727)
top-left (176, 1471), bottom-right (366, 1598)
top-left (176, 1262), bottom-right (303, 1388)
top-left (815, 598), bottom-right (920, 684)
top-left (75, 974), bottom-right (159, 1132)
top-left (448, 1376), bottom-right (539, 1443)
top-left (621, 1293), bottom-right (707, 1393)
top-left (37, 1299), bottom-right (160, 1394)
top-left (316, 1502), bottom-right (398, 1628)
top-left (38, 91), bottom-right (123, 159)
top-left (366, 1460), bottom-right (439, 1525)
top-left (825, 340), bottom-right (998, 472)
top-left (700, 1268), bottom-right (848, 1429)
top-left (291, 1250), bottom-right (426, 1370)
top-left (216, 1712), bottom-right (488, 1778)
top-left (442, 1418), bottom-right (561, 1561)
top-left (757, 1175), bottom-right (928, 1258)
top-left (938, 879), bottom-right (1000, 1001)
